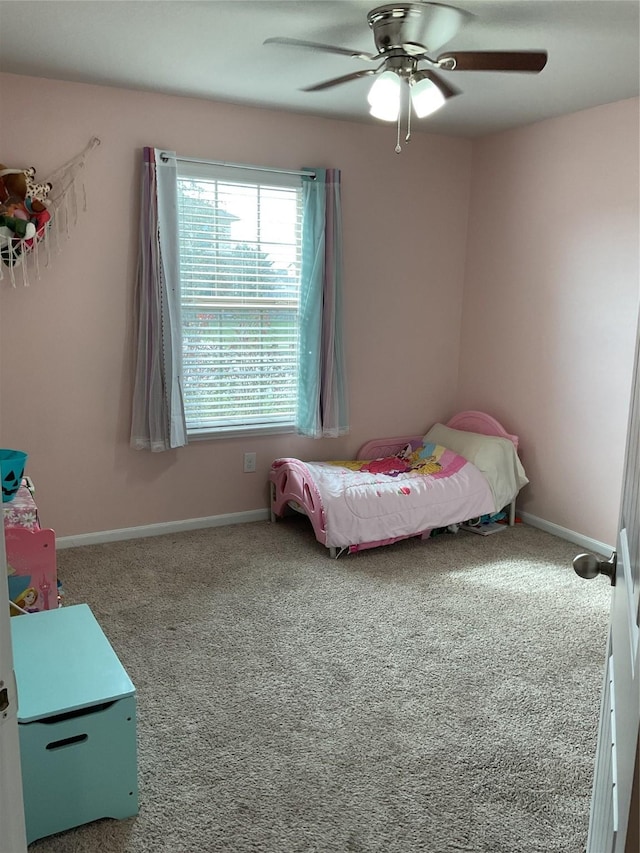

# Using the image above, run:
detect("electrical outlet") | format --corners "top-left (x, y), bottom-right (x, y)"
top-left (243, 452), bottom-right (257, 473)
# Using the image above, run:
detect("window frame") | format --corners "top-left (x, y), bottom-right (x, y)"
top-left (176, 161), bottom-right (304, 439)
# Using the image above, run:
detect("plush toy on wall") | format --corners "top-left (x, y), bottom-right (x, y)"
top-left (23, 167), bottom-right (53, 206)
top-left (0, 164), bottom-right (53, 266)
top-left (0, 165), bottom-right (33, 265)
top-left (0, 166), bottom-right (28, 204)
top-left (0, 214), bottom-right (35, 240)
top-left (0, 137), bottom-right (99, 286)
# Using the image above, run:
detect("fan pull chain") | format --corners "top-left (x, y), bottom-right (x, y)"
top-left (394, 84), bottom-right (412, 153)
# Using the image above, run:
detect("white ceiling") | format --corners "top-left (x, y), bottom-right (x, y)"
top-left (0, 0), bottom-right (638, 137)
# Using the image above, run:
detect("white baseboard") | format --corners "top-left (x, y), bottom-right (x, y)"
top-left (519, 511), bottom-right (613, 557)
top-left (56, 508), bottom-right (270, 549)
top-left (57, 507), bottom-right (614, 557)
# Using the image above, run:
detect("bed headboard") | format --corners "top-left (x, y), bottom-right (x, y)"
top-left (357, 411), bottom-right (519, 460)
top-left (446, 410), bottom-right (519, 450)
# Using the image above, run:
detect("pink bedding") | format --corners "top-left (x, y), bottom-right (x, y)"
top-left (292, 444), bottom-right (494, 551)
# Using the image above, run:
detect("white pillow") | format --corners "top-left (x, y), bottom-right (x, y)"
top-left (423, 423), bottom-right (528, 512)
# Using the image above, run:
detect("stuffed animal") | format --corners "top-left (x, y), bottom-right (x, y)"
top-left (0, 163), bottom-right (53, 266)
top-left (0, 214), bottom-right (35, 240)
top-left (23, 167), bottom-right (52, 207)
top-left (0, 167), bottom-right (27, 205)
top-left (22, 206), bottom-right (51, 251)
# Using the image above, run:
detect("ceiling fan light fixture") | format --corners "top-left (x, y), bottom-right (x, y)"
top-left (410, 74), bottom-right (446, 117)
top-left (368, 70), bottom-right (401, 121)
top-left (266, 3), bottom-right (549, 143)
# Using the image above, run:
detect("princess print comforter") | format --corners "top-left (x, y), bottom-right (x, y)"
top-left (307, 442), bottom-right (496, 549)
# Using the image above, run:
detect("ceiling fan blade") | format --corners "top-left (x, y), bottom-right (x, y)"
top-left (264, 37), bottom-right (376, 62)
top-left (437, 51), bottom-right (548, 73)
top-left (301, 68), bottom-right (381, 93)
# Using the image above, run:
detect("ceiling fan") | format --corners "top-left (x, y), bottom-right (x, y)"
top-left (265, 2), bottom-right (548, 146)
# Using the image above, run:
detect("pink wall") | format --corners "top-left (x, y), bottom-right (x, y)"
top-left (0, 73), bottom-right (471, 537)
top-left (456, 99), bottom-right (639, 545)
top-left (2, 74), bottom-right (636, 545)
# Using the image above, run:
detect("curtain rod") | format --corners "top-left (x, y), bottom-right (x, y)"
top-left (160, 152), bottom-right (316, 180)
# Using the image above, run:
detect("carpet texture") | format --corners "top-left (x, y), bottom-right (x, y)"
top-left (29, 519), bottom-right (610, 853)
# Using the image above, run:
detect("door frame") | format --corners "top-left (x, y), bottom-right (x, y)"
top-left (0, 520), bottom-right (27, 852)
top-left (588, 302), bottom-right (640, 853)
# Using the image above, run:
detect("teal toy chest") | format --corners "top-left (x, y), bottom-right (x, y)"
top-left (11, 604), bottom-right (138, 844)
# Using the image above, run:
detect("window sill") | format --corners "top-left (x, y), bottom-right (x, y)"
top-left (187, 425), bottom-right (297, 441)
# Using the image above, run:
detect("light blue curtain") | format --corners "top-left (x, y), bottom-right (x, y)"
top-left (130, 148), bottom-right (187, 451)
top-left (297, 168), bottom-right (349, 438)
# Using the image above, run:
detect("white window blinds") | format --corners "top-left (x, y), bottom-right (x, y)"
top-left (176, 162), bottom-right (303, 435)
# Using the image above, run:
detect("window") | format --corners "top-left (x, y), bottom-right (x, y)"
top-left (176, 162), bottom-right (303, 437)
top-left (131, 149), bottom-right (346, 452)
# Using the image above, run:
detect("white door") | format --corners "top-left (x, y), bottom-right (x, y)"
top-left (0, 521), bottom-right (27, 851)
top-left (575, 309), bottom-right (640, 853)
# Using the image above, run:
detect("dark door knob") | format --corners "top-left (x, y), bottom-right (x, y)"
top-left (573, 552), bottom-right (616, 585)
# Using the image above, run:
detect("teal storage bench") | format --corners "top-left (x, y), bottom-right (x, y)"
top-left (11, 604), bottom-right (138, 844)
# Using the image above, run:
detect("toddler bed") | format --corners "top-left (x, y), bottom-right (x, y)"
top-left (269, 411), bottom-right (528, 557)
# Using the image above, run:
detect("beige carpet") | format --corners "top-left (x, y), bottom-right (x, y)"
top-left (29, 518), bottom-right (610, 853)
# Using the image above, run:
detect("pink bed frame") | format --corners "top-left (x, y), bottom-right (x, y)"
top-left (269, 411), bottom-right (520, 558)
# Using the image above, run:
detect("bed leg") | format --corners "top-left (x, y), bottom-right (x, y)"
top-left (329, 547), bottom-right (337, 559)
top-left (509, 500), bottom-right (516, 526)
top-left (269, 483), bottom-right (277, 523)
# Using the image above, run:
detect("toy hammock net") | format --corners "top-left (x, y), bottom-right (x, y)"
top-left (0, 137), bottom-right (100, 287)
